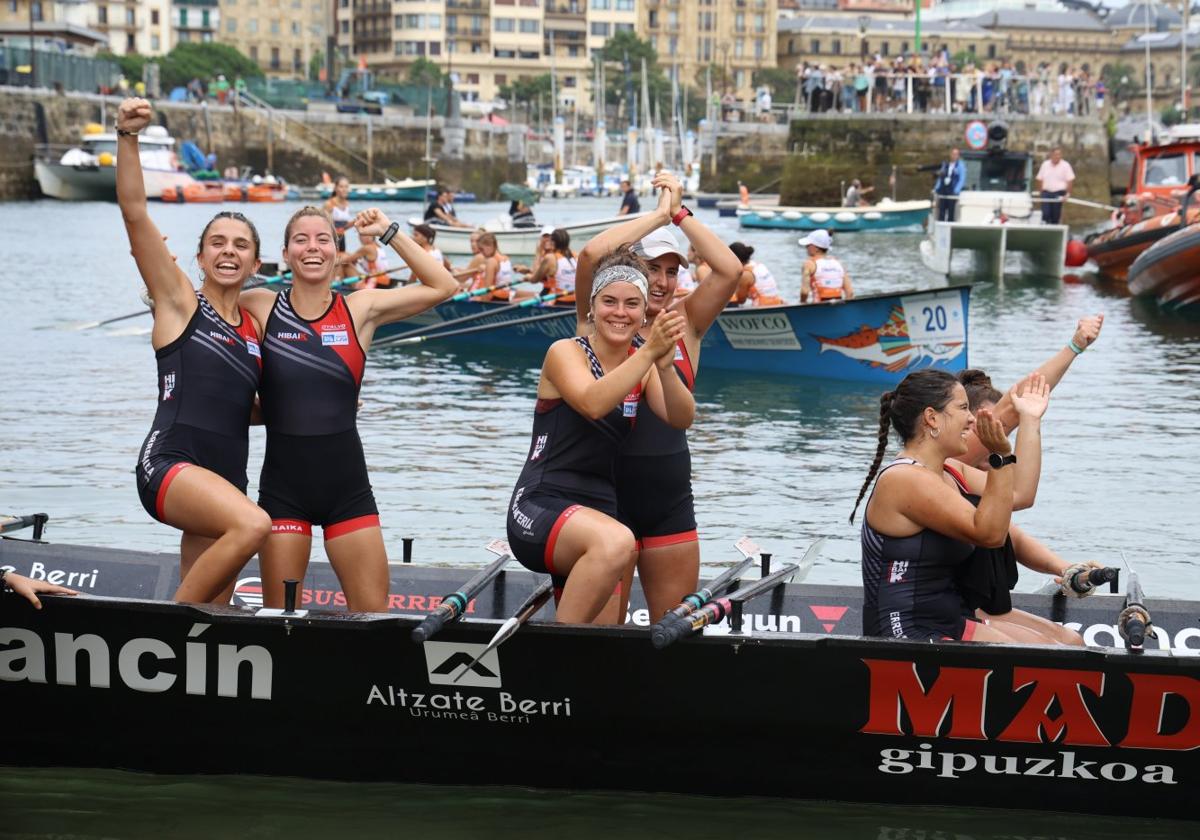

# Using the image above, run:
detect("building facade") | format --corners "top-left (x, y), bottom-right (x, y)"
top-left (219, 0), bottom-right (327, 76)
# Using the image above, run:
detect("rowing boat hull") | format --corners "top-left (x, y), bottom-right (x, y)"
top-left (1, 538), bottom-right (1197, 820)
top-left (1127, 224), bottom-right (1200, 311)
top-left (379, 285), bottom-right (971, 384)
top-left (414, 213), bottom-right (653, 257)
top-left (738, 201), bottom-right (931, 232)
top-left (1084, 207), bottom-right (1200, 280)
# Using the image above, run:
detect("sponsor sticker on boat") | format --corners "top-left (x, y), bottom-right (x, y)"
top-left (423, 641), bottom-right (502, 689)
top-left (718, 312), bottom-right (802, 351)
top-left (901, 290), bottom-right (966, 346)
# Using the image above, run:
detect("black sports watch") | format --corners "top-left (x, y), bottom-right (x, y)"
top-left (379, 221), bottom-right (400, 246)
top-left (988, 452), bottom-right (1017, 469)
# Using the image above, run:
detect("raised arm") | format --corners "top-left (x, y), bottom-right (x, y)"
top-left (116, 98), bottom-right (195, 334)
top-left (575, 186), bottom-right (672, 332)
top-left (348, 209), bottom-right (456, 341)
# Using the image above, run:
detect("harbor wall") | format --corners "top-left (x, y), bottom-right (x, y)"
top-left (0, 86), bottom-right (526, 201)
top-left (702, 115), bottom-right (1112, 225)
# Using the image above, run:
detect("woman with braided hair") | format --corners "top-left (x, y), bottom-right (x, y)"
top-left (851, 369), bottom-right (1051, 643)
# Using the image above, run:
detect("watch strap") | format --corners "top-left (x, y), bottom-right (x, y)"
top-left (379, 221), bottom-right (400, 246)
top-left (989, 452), bottom-right (1017, 468)
top-left (671, 206), bottom-right (692, 226)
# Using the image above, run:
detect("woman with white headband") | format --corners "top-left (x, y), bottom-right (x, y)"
top-left (505, 250), bottom-right (693, 624)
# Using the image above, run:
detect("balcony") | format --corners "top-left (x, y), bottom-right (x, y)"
top-left (544, 2), bottom-right (584, 17)
top-left (446, 0), bottom-right (486, 9)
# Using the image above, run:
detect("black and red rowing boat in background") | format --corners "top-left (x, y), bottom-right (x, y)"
top-left (1, 534), bottom-right (1198, 822)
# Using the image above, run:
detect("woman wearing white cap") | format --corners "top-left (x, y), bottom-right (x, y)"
top-left (572, 173), bottom-right (743, 623)
top-left (504, 253), bottom-right (693, 624)
top-left (799, 229), bottom-right (854, 303)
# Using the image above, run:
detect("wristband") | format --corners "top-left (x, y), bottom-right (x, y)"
top-left (1067, 339), bottom-right (1085, 355)
top-left (116, 128), bottom-right (139, 137)
top-left (671, 206), bottom-right (693, 226)
top-left (379, 222), bottom-right (400, 246)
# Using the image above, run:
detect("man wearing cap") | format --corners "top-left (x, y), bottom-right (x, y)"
top-left (618, 179), bottom-right (640, 216)
top-left (573, 173), bottom-right (744, 624)
top-left (800, 229), bottom-right (854, 303)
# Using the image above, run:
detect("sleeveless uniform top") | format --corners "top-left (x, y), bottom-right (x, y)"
top-left (748, 261), bottom-right (783, 305)
top-left (945, 464), bottom-right (1019, 615)
top-left (330, 203), bottom-right (353, 233)
top-left (260, 288), bottom-right (365, 437)
top-left (860, 459), bottom-right (975, 639)
top-left (149, 291), bottom-right (261, 438)
top-left (430, 247), bottom-right (445, 265)
top-left (554, 255), bottom-right (577, 293)
top-left (621, 333), bottom-right (695, 457)
top-left (357, 244), bottom-right (389, 277)
top-left (675, 265), bottom-right (697, 294)
top-left (812, 256), bottom-right (847, 300)
top-left (496, 258), bottom-right (514, 286)
top-left (513, 337), bottom-right (642, 503)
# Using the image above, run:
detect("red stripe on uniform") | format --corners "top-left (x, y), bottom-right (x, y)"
top-left (961, 619), bottom-right (980, 642)
top-left (324, 514), bottom-right (380, 540)
top-left (155, 462), bottom-right (192, 521)
top-left (641, 529), bottom-right (699, 549)
top-left (544, 504), bottom-right (581, 576)
top-left (271, 519), bottom-right (312, 536)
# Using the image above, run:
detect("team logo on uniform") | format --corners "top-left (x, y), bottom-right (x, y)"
top-left (246, 339), bottom-right (261, 358)
top-left (208, 330), bottom-right (234, 346)
top-left (622, 392), bottom-right (639, 417)
top-left (275, 331), bottom-right (308, 342)
top-left (531, 434), bottom-right (548, 460)
top-left (321, 330), bottom-right (349, 346)
top-left (888, 560), bottom-right (909, 584)
top-left (162, 372), bottom-right (176, 400)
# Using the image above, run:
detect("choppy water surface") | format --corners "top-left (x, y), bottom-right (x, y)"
top-left (1, 197), bottom-right (1198, 837)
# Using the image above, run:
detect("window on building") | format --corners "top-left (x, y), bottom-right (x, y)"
top-left (340, 19), bottom-right (348, 32)
top-left (590, 0), bottom-right (609, 8)
top-left (734, 39), bottom-right (743, 58)
top-left (293, 48), bottom-right (302, 69)
top-left (810, 39), bottom-right (820, 54)
top-left (987, 44), bottom-right (996, 58)
top-left (832, 38), bottom-right (840, 55)
top-left (226, 18), bottom-right (236, 32)
top-left (590, 21), bottom-right (609, 37)
top-left (292, 20), bottom-right (299, 34)
top-left (667, 9), bottom-right (677, 27)
top-left (735, 12), bottom-right (744, 31)
top-left (250, 45), bottom-right (258, 60)
top-left (615, 22), bottom-right (631, 32)
top-left (495, 17), bottom-right (514, 31)
top-left (754, 38), bottom-right (763, 59)
top-left (202, 31), bottom-right (212, 42)
top-left (178, 30), bottom-right (190, 42)
top-left (615, 0), bottom-right (633, 9)
top-left (270, 19), bottom-right (280, 33)
top-left (428, 13), bottom-right (440, 27)
top-left (494, 48), bottom-right (515, 57)
top-left (668, 35), bottom-right (676, 53)
top-left (427, 38), bottom-right (439, 53)
top-left (466, 73), bottom-right (479, 83)
top-left (151, 34), bottom-right (160, 49)
top-left (735, 69), bottom-right (745, 88)
top-left (150, 8), bottom-right (159, 24)
top-left (248, 18), bottom-right (258, 33)
top-left (179, 8), bottom-right (187, 26)
top-left (98, 5), bottom-right (107, 23)
top-left (900, 41), bottom-right (908, 54)
top-left (519, 19), bottom-right (538, 33)
top-left (270, 47), bottom-right (280, 69)
top-left (787, 38), bottom-right (794, 55)
top-left (648, 10), bottom-right (657, 27)
top-left (126, 32), bottom-right (135, 50)
top-left (494, 0), bottom-right (512, 4)
top-left (564, 75), bottom-right (576, 87)
top-left (519, 49), bottom-right (539, 59)
top-left (495, 73), bottom-right (506, 85)
top-left (519, 0), bottom-right (538, 6)
top-left (126, 7), bottom-right (135, 25)
top-left (754, 13), bottom-right (764, 33)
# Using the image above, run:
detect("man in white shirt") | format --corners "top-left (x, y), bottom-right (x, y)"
top-left (1036, 147), bottom-right (1075, 225)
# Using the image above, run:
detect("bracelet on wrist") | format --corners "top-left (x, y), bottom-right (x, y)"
top-left (1067, 339), bottom-right (1085, 355)
top-left (116, 128), bottom-right (139, 138)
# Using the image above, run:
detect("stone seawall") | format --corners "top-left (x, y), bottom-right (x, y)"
top-left (702, 114), bottom-right (1112, 225)
top-left (0, 87), bottom-right (526, 201)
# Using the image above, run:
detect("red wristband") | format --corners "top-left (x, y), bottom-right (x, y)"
top-left (671, 206), bottom-right (692, 226)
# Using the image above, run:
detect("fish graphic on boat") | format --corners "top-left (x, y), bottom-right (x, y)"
top-left (815, 304), bottom-right (965, 373)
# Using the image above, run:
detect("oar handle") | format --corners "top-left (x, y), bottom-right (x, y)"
top-left (411, 591), bottom-right (468, 644)
top-left (0, 512), bottom-right (48, 538)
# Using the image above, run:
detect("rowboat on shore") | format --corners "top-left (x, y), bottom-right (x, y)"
top-left (411, 212), bottom-right (653, 257)
top-left (376, 285), bottom-right (971, 385)
top-left (739, 200), bottom-right (931, 232)
top-left (1, 534), bottom-right (1196, 821)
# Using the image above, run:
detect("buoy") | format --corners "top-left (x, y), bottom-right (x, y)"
top-left (1064, 239), bottom-right (1088, 267)
top-left (863, 211), bottom-right (882, 221)
top-left (782, 210), bottom-right (802, 221)
top-left (757, 210), bottom-right (777, 220)
top-left (810, 212), bottom-right (831, 223)
top-left (97, 152), bottom-right (114, 167)
top-left (834, 211), bottom-right (856, 224)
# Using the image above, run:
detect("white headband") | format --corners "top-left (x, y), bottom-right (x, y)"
top-left (590, 265), bottom-right (648, 304)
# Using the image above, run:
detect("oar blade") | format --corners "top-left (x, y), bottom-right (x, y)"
top-left (794, 536), bottom-right (827, 583)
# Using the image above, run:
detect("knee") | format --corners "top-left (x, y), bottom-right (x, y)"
top-left (236, 507), bottom-right (272, 547)
top-left (597, 526), bottom-right (636, 574)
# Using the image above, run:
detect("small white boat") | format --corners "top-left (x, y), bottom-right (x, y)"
top-left (34, 124), bottom-right (195, 201)
top-left (411, 212), bottom-right (652, 257)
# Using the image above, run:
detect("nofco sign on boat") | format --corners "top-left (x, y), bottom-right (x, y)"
top-left (1, 538), bottom-right (1198, 820)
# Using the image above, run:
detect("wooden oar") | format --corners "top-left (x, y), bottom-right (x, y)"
top-left (449, 276), bottom-right (537, 303)
top-left (652, 562), bottom-right (801, 650)
top-left (0, 512), bottom-right (48, 539)
top-left (411, 540), bottom-right (513, 644)
top-left (451, 579), bottom-right (554, 684)
top-left (373, 296), bottom-right (572, 349)
top-left (375, 290), bottom-right (564, 344)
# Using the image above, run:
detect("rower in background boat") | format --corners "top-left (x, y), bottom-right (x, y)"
top-left (843, 179), bottom-right (873, 207)
top-left (799, 229), bottom-right (854, 303)
top-left (476, 233), bottom-right (524, 301)
top-left (574, 172), bottom-right (744, 623)
top-left (116, 97), bottom-right (271, 605)
top-left (323, 175), bottom-right (354, 266)
top-left (505, 256), bottom-right (692, 624)
top-left (240, 206), bottom-right (457, 612)
top-left (451, 229), bottom-right (487, 290)
top-left (411, 223), bottom-right (453, 273)
top-left (339, 228), bottom-right (391, 289)
top-left (518, 227), bottom-right (577, 304)
top-left (729, 241), bottom-right (784, 307)
top-left (425, 185), bottom-right (472, 229)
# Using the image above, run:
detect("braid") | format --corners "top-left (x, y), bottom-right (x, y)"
top-left (850, 391), bottom-right (894, 523)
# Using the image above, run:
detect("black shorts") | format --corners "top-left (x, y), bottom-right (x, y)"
top-left (506, 486), bottom-right (616, 586)
top-left (136, 424), bottom-right (248, 522)
top-left (258, 428), bottom-right (379, 539)
top-left (615, 452), bottom-right (697, 548)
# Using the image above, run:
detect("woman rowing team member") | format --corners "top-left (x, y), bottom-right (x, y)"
top-left (728, 242), bottom-right (784, 307)
top-left (118, 98), bottom-right (270, 604)
top-left (240, 206), bottom-right (457, 611)
top-left (506, 254), bottom-right (694, 623)
top-left (851, 369), bottom-right (1054, 644)
top-left (475, 233), bottom-right (520, 301)
top-left (340, 229), bottom-right (391, 289)
top-left (411, 223), bottom-right (453, 273)
top-left (324, 175), bottom-right (354, 279)
top-left (574, 173), bottom-right (743, 622)
top-left (452, 229), bottom-right (487, 289)
top-left (799, 229), bottom-right (853, 303)
top-left (521, 227), bottom-right (578, 304)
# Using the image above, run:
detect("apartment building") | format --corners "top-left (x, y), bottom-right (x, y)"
top-left (219, 0), bottom-right (328, 76)
top-left (640, 0), bottom-right (777, 99)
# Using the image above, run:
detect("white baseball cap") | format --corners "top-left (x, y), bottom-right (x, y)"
top-left (632, 227), bottom-right (689, 267)
top-left (798, 229), bottom-right (832, 250)
top-left (540, 225), bottom-right (555, 236)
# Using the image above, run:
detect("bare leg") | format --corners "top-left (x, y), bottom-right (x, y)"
top-left (180, 534), bottom-right (236, 605)
top-left (161, 467), bottom-right (271, 604)
top-left (548, 508), bottom-right (636, 624)
top-left (637, 541), bottom-right (700, 624)
top-left (259, 532), bottom-right (313, 609)
top-left (324, 526), bottom-right (390, 612)
top-left (980, 607), bottom-right (1083, 646)
top-left (968, 620), bottom-right (1049, 645)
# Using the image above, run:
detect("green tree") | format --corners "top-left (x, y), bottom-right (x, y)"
top-left (752, 67), bottom-right (797, 101)
top-left (597, 31), bottom-right (671, 124)
top-left (309, 50), bottom-right (324, 83)
top-left (1102, 62), bottom-right (1138, 104)
top-left (100, 50), bottom-right (149, 83)
top-left (159, 42), bottom-right (262, 89)
top-left (499, 73), bottom-right (554, 105)
top-left (407, 57), bottom-right (443, 87)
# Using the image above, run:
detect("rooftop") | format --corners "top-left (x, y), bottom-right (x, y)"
top-left (968, 9), bottom-right (1110, 31)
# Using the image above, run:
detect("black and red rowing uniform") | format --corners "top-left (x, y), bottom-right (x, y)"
top-left (257, 288), bottom-right (378, 539)
top-left (860, 459), bottom-right (978, 642)
top-left (136, 291), bottom-right (261, 521)
top-left (945, 463), bottom-right (1018, 617)
top-left (507, 337), bottom-right (641, 588)
top-left (615, 334), bottom-right (697, 550)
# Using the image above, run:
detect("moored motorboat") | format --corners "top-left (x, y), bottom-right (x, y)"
top-left (1127, 222), bottom-right (1200, 311)
top-left (0, 535), bottom-right (1196, 820)
top-left (375, 285), bottom-right (971, 384)
top-left (740, 199), bottom-right (930, 232)
top-left (34, 124), bottom-right (195, 201)
top-left (412, 212), bottom-right (653, 258)
top-left (161, 181), bottom-right (225, 203)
